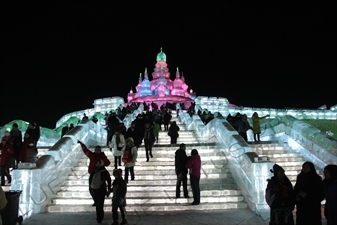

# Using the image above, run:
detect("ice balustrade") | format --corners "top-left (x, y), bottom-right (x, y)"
top-left (195, 96), bottom-right (337, 120)
top-left (56, 96), bottom-right (124, 128)
top-left (9, 104), bottom-right (143, 220)
top-left (196, 99), bottom-right (337, 161)
top-left (191, 102), bottom-right (337, 218)
top-left (10, 119), bottom-right (105, 219)
top-left (178, 105), bottom-right (273, 218)
top-left (0, 120), bottom-right (59, 146)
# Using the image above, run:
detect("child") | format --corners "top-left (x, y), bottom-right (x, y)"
top-left (111, 169), bottom-right (128, 225)
top-left (90, 159), bottom-right (111, 223)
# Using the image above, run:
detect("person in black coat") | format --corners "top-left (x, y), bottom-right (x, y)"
top-left (90, 159), bottom-right (112, 223)
top-left (143, 122), bottom-right (155, 162)
top-left (294, 161), bottom-right (324, 225)
top-left (125, 122), bottom-right (142, 148)
top-left (175, 143), bottom-right (189, 198)
top-left (323, 164), bottom-right (337, 225)
top-left (265, 164), bottom-right (295, 225)
top-left (168, 121), bottom-right (180, 144)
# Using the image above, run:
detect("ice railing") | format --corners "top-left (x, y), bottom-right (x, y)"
top-left (195, 96), bottom-right (337, 120)
top-left (0, 120), bottom-right (59, 147)
top-left (9, 104), bottom-right (143, 220)
top-left (177, 104), bottom-right (273, 218)
top-left (187, 103), bottom-right (336, 219)
top-left (56, 96), bottom-right (124, 128)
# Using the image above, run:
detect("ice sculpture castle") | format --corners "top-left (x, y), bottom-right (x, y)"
top-left (127, 48), bottom-right (196, 108)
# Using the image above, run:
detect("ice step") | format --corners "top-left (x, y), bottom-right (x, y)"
top-left (255, 153), bottom-right (300, 158)
top-left (250, 146), bottom-right (285, 151)
top-left (69, 168), bottom-right (229, 177)
top-left (275, 161), bottom-right (304, 166)
top-left (66, 174), bottom-right (232, 184)
top-left (63, 177), bottom-right (235, 186)
top-left (73, 165), bottom-right (227, 172)
top-left (51, 195), bottom-right (245, 205)
top-left (77, 157), bottom-right (227, 166)
top-left (270, 157), bottom-right (304, 162)
top-left (60, 183), bottom-right (238, 192)
top-left (56, 189), bottom-right (242, 198)
top-left (46, 202), bottom-right (248, 213)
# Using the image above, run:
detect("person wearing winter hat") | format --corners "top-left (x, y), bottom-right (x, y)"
top-left (323, 164), bottom-right (337, 225)
top-left (265, 164), bottom-right (295, 225)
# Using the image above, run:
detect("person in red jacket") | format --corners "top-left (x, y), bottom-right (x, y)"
top-left (19, 133), bottom-right (37, 163)
top-left (186, 149), bottom-right (201, 205)
top-left (0, 131), bottom-right (14, 186)
top-left (78, 140), bottom-right (111, 206)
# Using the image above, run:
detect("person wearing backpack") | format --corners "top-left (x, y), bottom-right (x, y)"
top-left (111, 169), bottom-right (127, 225)
top-left (122, 137), bottom-right (138, 183)
top-left (78, 140), bottom-right (111, 207)
top-left (91, 159), bottom-right (112, 224)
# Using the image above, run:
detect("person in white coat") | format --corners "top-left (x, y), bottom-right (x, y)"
top-left (122, 137), bottom-right (138, 183)
top-left (109, 127), bottom-right (126, 169)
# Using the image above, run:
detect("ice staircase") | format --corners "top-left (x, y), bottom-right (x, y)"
top-left (46, 113), bottom-right (248, 213)
top-left (248, 141), bottom-right (309, 185)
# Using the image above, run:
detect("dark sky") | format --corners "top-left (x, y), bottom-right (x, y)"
top-left (1, 2), bottom-right (336, 128)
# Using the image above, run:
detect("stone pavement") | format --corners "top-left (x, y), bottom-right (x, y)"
top-left (22, 208), bottom-right (271, 225)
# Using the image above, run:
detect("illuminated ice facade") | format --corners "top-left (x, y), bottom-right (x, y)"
top-left (127, 48), bottom-right (196, 108)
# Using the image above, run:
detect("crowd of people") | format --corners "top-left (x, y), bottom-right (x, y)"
top-left (0, 120), bottom-right (40, 186)
top-left (79, 139), bottom-right (202, 225)
top-left (1, 102), bottom-right (336, 225)
top-left (265, 162), bottom-right (337, 225)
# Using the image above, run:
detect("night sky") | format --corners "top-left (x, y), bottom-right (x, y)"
top-left (1, 2), bottom-right (336, 128)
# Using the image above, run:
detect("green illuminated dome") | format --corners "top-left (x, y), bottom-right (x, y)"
top-left (156, 47), bottom-right (166, 62)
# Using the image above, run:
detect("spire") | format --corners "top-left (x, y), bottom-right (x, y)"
top-left (176, 67), bottom-right (180, 78)
top-left (144, 67), bottom-right (148, 78)
top-left (138, 73), bottom-right (142, 83)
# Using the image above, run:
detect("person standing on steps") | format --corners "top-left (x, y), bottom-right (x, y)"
top-left (111, 169), bottom-right (128, 225)
top-left (122, 137), bottom-right (138, 183)
top-left (90, 159), bottom-right (112, 223)
top-left (175, 143), bottom-right (189, 198)
top-left (78, 140), bottom-right (111, 207)
top-left (110, 127), bottom-right (126, 169)
top-left (143, 122), bottom-right (155, 162)
top-left (186, 149), bottom-right (201, 205)
top-left (251, 112), bottom-right (269, 142)
top-left (168, 121), bottom-right (180, 145)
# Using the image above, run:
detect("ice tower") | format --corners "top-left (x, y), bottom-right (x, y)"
top-left (127, 48), bottom-right (195, 108)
